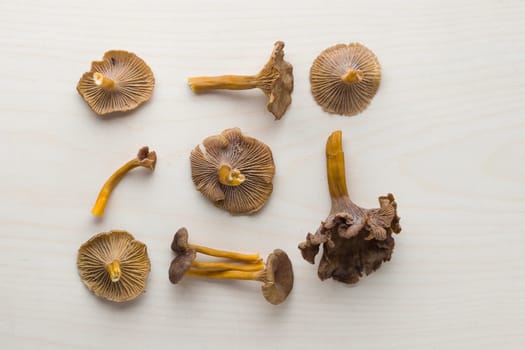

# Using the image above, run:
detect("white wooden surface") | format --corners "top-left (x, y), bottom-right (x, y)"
top-left (1, 0), bottom-right (524, 349)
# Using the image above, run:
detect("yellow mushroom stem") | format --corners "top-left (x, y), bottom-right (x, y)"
top-left (326, 130), bottom-right (349, 201)
top-left (187, 243), bottom-right (261, 263)
top-left (91, 148), bottom-right (156, 217)
top-left (341, 69), bottom-right (364, 84)
top-left (218, 164), bottom-right (246, 186)
top-left (191, 260), bottom-right (264, 272)
top-left (93, 72), bottom-right (116, 90)
top-left (188, 75), bottom-right (258, 93)
top-left (186, 268), bottom-right (266, 282)
top-left (106, 260), bottom-right (122, 282)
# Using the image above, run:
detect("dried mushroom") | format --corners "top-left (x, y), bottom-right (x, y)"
top-left (310, 43), bottom-right (381, 116)
top-left (298, 131), bottom-right (401, 284)
top-left (77, 230), bottom-right (150, 302)
top-left (77, 50), bottom-right (155, 115)
top-left (91, 146), bottom-right (157, 217)
top-left (187, 41), bottom-right (293, 119)
top-left (190, 128), bottom-right (275, 214)
top-left (169, 228), bottom-right (293, 305)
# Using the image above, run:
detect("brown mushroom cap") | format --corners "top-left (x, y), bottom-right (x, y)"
top-left (77, 50), bottom-right (155, 115)
top-left (261, 249), bottom-right (294, 305)
top-left (257, 41), bottom-right (294, 120)
top-left (168, 249), bottom-right (197, 284)
top-left (310, 43), bottom-right (381, 116)
top-left (77, 230), bottom-right (150, 302)
top-left (171, 227), bottom-right (190, 254)
top-left (190, 128), bottom-right (275, 214)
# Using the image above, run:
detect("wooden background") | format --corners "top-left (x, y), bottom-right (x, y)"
top-left (1, 0), bottom-right (524, 349)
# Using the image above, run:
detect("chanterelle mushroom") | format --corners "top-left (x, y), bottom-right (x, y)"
top-left (190, 128), bottom-right (275, 214)
top-left (77, 230), bottom-right (151, 302)
top-left (187, 41), bottom-right (293, 119)
top-left (77, 50), bottom-right (155, 115)
top-left (298, 131), bottom-right (401, 284)
top-left (310, 43), bottom-right (381, 116)
top-left (169, 228), bottom-right (293, 305)
top-left (91, 146), bottom-right (157, 217)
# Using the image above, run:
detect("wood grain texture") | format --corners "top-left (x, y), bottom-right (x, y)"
top-left (1, 0), bottom-right (524, 349)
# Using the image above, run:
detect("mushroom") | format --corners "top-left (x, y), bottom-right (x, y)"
top-left (91, 146), bottom-right (157, 217)
top-left (187, 41), bottom-right (293, 120)
top-left (298, 131), bottom-right (401, 284)
top-left (310, 43), bottom-right (381, 116)
top-left (77, 50), bottom-right (155, 115)
top-left (77, 230), bottom-right (151, 302)
top-left (169, 228), bottom-right (293, 305)
top-left (190, 128), bottom-right (275, 214)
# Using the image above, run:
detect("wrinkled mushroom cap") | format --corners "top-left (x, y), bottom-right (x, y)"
top-left (77, 230), bottom-right (150, 302)
top-left (171, 227), bottom-right (190, 254)
top-left (190, 128), bottom-right (275, 214)
top-left (257, 41), bottom-right (294, 120)
top-left (77, 50), bottom-right (155, 115)
top-left (261, 249), bottom-right (294, 305)
top-left (310, 43), bottom-right (381, 116)
top-left (169, 249), bottom-right (196, 284)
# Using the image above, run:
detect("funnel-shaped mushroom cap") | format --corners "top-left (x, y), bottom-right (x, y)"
top-left (261, 249), bottom-right (294, 305)
top-left (310, 43), bottom-right (381, 116)
top-left (257, 41), bottom-right (294, 120)
top-left (77, 50), bottom-right (155, 115)
top-left (171, 227), bottom-right (190, 254)
top-left (169, 249), bottom-right (196, 284)
top-left (77, 230), bottom-right (150, 302)
top-left (190, 128), bottom-right (275, 214)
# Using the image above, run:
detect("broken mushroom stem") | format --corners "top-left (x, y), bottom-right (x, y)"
top-left (106, 260), bottom-right (122, 282)
top-left (341, 69), bottom-right (364, 84)
top-left (93, 72), bottom-right (116, 90)
top-left (218, 164), bottom-right (246, 186)
top-left (91, 146), bottom-right (157, 217)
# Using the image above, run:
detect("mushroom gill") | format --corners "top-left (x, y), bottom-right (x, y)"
top-left (310, 43), bottom-right (381, 116)
top-left (77, 50), bottom-right (155, 115)
top-left (190, 128), bottom-right (275, 214)
top-left (77, 230), bottom-right (151, 302)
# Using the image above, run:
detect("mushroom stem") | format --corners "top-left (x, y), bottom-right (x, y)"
top-left (106, 260), bottom-right (122, 282)
top-left (191, 260), bottom-right (264, 272)
top-left (91, 147), bottom-right (156, 217)
top-left (188, 75), bottom-right (257, 93)
top-left (341, 69), bottom-right (364, 84)
top-left (93, 72), bottom-right (116, 90)
top-left (187, 243), bottom-right (261, 263)
top-left (218, 164), bottom-right (246, 186)
top-left (186, 269), bottom-right (266, 281)
top-left (326, 130), bottom-right (350, 208)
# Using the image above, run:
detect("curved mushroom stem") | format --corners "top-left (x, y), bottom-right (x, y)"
top-left (188, 75), bottom-right (257, 93)
top-left (187, 243), bottom-right (261, 263)
top-left (106, 260), bottom-right (122, 282)
top-left (93, 72), bottom-right (116, 90)
top-left (186, 269), bottom-right (266, 282)
top-left (91, 147), bottom-right (157, 217)
top-left (218, 164), bottom-right (246, 186)
top-left (191, 260), bottom-right (264, 272)
top-left (341, 69), bottom-right (364, 84)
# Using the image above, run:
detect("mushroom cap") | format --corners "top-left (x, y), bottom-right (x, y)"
top-left (168, 249), bottom-right (196, 284)
top-left (310, 43), bottom-right (381, 116)
top-left (190, 128), bottom-right (275, 214)
top-left (261, 249), bottom-right (294, 305)
top-left (77, 230), bottom-right (151, 302)
top-left (257, 41), bottom-right (294, 120)
top-left (77, 50), bottom-right (155, 115)
top-left (171, 227), bottom-right (190, 254)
